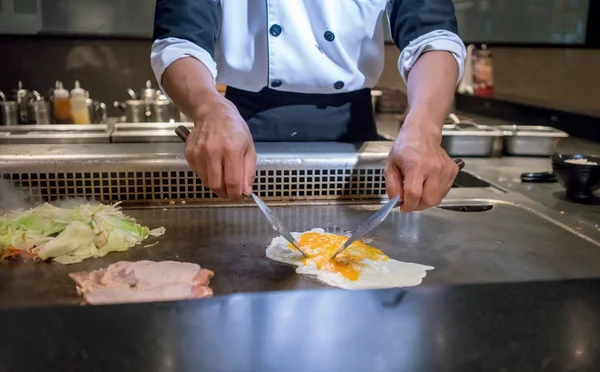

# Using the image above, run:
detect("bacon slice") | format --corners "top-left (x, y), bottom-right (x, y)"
top-left (69, 260), bottom-right (214, 305)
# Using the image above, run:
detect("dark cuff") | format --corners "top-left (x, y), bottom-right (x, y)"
top-left (153, 0), bottom-right (219, 59)
top-left (388, 0), bottom-right (459, 51)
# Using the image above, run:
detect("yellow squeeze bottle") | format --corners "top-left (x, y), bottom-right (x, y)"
top-left (70, 80), bottom-right (90, 124)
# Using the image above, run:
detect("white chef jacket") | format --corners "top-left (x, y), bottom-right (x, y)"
top-left (151, 0), bottom-right (466, 95)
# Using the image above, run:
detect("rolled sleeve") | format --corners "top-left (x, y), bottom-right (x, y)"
top-left (151, 0), bottom-right (220, 88)
top-left (151, 37), bottom-right (218, 86)
top-left (388, 0), bottom-right (466, 84)
top-left (398, 30), bottom-right (466, 84)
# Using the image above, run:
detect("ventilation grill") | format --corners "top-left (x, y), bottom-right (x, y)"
top-left (2, 167), bottom-right (386, 204)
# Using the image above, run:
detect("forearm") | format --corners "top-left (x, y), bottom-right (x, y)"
top-left (387, 0), bottom-right (465, 135)
top-left (161, 57), bottom-right (221, 122)
top-left (152, 0), bottom-right (221, 122)
top-left (404, 51), bottom-right (458, 135)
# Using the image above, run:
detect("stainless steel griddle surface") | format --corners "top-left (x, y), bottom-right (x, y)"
top-left (1, 200), bottom-right (600, 309)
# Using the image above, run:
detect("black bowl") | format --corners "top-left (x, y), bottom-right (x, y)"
top-left (552, 153), bottom-right (600, 201)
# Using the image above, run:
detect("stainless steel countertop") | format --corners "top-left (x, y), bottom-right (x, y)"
top-left (1, 114), bottom-right (600, 309)
top-left (453, 114), bottom-right (599, 231)
top-left (1, 114), bottom-right (598, 229)
top-left (378, 113), bottom-right (600, 230)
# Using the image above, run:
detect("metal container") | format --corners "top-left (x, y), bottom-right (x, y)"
top-left (114, 100), bottom-right (149, 123)
top-left (499, 125), bottom-right (568, 156)
top-left (15, 81), bottom-right (30, 124)
top-left (87, 100), bottom-right (108, 124)
top-left (140, 80), bottom-right (159, 101)
top-left (28, 99), bottom-right (51, 124)
top-left (0, 92), bottom-right (18, 127)
top-left (126, 80), bottom-right (159, 102)
top-left (149, 100), bottom-right (176, 122)
top-left (442, 123), bottom-right (503, 157)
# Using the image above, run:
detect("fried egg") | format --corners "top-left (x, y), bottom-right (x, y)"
top-left (265, 228), bottom-right (433, 290)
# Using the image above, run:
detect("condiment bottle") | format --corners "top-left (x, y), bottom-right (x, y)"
top-left (70, 80), bottom-right (90, 124)
top-left (16, 81), bottom-right (30, 124)
top-left (53, 81), bottom-right (71, 124)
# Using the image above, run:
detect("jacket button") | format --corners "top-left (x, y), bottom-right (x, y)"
top-left (269, 24), bottom-right (282, 37)
top-left (324, 31), bottom-right (335, 42)
top-left (271, 80), bottom-right (283, 88)
top-left (333, 81), bottom-right (344, 90)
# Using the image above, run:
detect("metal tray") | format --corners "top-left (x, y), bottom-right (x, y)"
top-left (441, 122), bottom-right (503, 157)
top-left (498, 125), bottom-right (568, 156)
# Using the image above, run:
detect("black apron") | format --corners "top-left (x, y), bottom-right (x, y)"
top-left (225, 87), bottom-right (379, 142)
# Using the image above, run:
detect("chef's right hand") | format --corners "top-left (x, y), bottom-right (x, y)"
top-left (184, 92), bottom-right (256, 201)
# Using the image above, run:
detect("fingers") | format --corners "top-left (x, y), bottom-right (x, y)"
top-left (243, 146), bottom-right (257, 195)
top-left (185, 128), bottom-right (223, 197)
top-left (185, 128), bottom-right (206, 183)
top-left (445, 160), bottom-right (460, 192)
top-left (223, 146), bottom-right (244, 202)
top-left (387, 143), bottom-right (460, 212)
top-left (183, 95), bottom-right (254, 201)
top-left (184, 124), bottom-right (255, 201)
top-left (421, 176), bottom-right (442, 208)
top-left (414, 155), bottom-right (459, 211)
top-left (196, 157), bottom-right (209, 188)
top-left (400, 171), bottom-right (424, 212)
top-left (384, 161), bottom-right (402, 200)
top-left (205, 143), bottom-right (227, 199)
top-left (419, 153), bottom-right (445, 209)
top-left (184, 129), bottom-right (197, 174)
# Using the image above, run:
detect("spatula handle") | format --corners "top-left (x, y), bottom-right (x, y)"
top-left (175, 125), bottom-right (190, 142)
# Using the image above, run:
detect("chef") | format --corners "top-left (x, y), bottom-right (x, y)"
top-left (151, 0), bottom-right (466, 212)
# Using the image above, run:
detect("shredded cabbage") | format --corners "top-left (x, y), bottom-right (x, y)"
top-left (0, 202), bottom-right (165, 264)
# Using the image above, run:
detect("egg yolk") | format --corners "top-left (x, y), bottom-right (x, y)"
top-left (287, 232), bottom-right (388, 281)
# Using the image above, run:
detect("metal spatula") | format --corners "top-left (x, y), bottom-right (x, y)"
top-left (331, 158), bottom-right (465, 259)
top-left (330, 196), bottom-right (400, 260)
top-left (250, 193), bottom-right (308, 257)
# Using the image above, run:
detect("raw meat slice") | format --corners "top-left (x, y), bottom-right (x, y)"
top-left (69, 260), bottom-right (214, 305)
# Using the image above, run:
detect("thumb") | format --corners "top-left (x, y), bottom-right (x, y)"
top-left (242, 147), bottom-right (257, 195)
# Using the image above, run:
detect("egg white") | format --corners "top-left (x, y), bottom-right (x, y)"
top-left (265, 228), bottom-right (434, 290)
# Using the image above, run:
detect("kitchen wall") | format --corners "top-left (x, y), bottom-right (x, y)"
top-left (1, 38), bottom-right (599, 119)
top-left (0, 37), bottom-right (154, 116)
top-left (378, 44), bottom-right (600, 118)
top-left (486, 47), bottom-right (600, 118)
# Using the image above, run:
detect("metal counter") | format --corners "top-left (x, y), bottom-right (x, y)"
top-left (1, 127), bottom-right (599, 310)
top-left (0, 141), bottom-right (395, 205)
top-left (450, 115), bottom-right (600, 231)
top-left (1, 115), bottom-right (599, 370)
top-left (0, 124), bottom-right (110, 144)
top-left (111, 122), bottom-right (193, 143)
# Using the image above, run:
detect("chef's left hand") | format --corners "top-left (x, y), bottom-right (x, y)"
top-left (384, 111), bottom-right (458, 212)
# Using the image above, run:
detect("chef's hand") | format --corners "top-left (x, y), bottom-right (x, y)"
top-left (184, 92), bottom-right (256, 202)
top-left (384, 111), bottom-right (458, 212)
